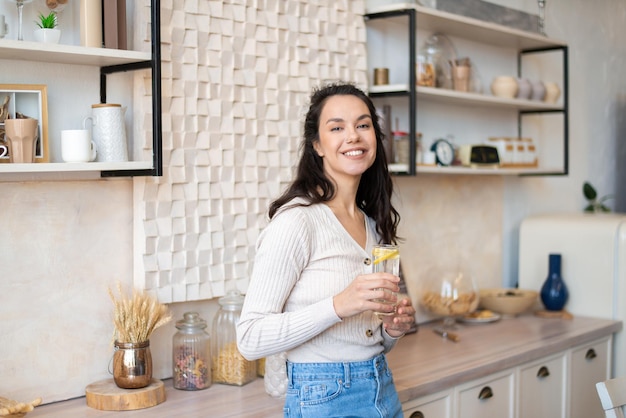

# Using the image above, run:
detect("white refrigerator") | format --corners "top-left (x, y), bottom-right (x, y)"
top-left (518, 212), bottom-right (626, 378)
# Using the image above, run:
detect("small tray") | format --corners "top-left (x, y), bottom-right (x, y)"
top-left (459, 310), bottom-right (501, 324)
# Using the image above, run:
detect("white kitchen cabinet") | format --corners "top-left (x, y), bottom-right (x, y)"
top-left (454, 369), bottom-right (515, 418)
top-left (0, 1), bottom-right (162, 180)
top-left (569, 337), bottom-right (612, 418)
top-left (364, 3), bottom-right (568, 176)
top-left (402, 389), bottom-right (453, 418)
top-left (518, 352), bottom-right (567, 418)
top-left (400, 335), bottom-right (612, 418)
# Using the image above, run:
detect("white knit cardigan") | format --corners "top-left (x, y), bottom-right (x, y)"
top-left (237, 199), bottom-right (399, 363)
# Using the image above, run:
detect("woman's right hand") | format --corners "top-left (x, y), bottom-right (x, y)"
top-left (332, 273), bottom-right (400, 319)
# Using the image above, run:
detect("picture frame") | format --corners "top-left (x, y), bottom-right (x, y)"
top-left (0, 84), bottom-right (49, 163)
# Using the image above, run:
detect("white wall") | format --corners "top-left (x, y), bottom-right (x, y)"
top-left (0, 0), bottom-right (624, 405)
top-left (498, 0), bottom-right (626, 286)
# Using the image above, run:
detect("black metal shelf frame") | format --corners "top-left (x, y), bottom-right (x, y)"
top-left (365, 8), bottom-right (417, 176)
top-left (100, 0), bottom-right (163, 178)
top-left (518, 45), bottom-right (569, 176)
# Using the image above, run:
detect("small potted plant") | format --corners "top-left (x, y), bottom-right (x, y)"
top-left (34, 11), bottom-right (60, 44)
top-left (583, 181), bottom-right (614, 213)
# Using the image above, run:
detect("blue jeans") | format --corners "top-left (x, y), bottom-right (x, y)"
top-left (284, 353), bottom-right (403, 418)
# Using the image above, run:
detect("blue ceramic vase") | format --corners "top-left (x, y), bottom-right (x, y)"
top-left (540, 253), bottom-right (569, 311)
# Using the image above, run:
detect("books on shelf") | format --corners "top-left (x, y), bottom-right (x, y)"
top-left (103, 0), bottom-right (127, 50)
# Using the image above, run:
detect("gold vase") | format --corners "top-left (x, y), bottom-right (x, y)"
top-left (113, 340), bottom-right (152, 389)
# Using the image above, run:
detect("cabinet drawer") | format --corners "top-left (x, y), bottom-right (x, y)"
top-left (569, 337), bottom-right (611, 418)
top-left (455, 370), bottom-right (515, 418)
top-left (518, 353), bottom-right (567, 418)
top-left (403, 389), bottom-right (452, 418)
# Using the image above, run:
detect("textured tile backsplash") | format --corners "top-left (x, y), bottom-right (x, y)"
top-left (133, 0), bottom-right (370, 303)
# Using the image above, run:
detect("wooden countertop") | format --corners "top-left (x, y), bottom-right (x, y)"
top-left (29, 315), bottom-right (621, 417)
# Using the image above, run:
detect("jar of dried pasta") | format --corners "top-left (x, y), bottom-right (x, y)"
top-left (211, 290), bottom-right (257, 386)
top-left (173, 312), bottom-right (212, 390)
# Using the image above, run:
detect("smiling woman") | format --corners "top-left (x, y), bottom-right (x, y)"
top-left (313, 94), bottom-right (377, 180)
top-left (237, 82), bottom-right (415, 418)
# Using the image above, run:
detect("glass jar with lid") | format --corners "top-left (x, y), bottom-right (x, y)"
top-left (211, 290), bottom-right (257, 386)
top-left (172, 311), bottom-right (212, 390)
top-left (417, 34), bottom-right (456, 89)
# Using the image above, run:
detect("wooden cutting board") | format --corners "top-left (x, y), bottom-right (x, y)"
top-left (85, 378), bottom-right (165, 411)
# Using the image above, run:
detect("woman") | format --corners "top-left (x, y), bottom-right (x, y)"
top-left (237, 82), bottom-right (415, 417)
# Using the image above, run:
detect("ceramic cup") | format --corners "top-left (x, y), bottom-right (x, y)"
top-left (61, 129), bottom-right (97, 162)
top-left (423, 151), bottom-right (436, 165)
top-left (452, 65), bottom-right (470, 92)
top-left (491, 76), bottom-right (518, 99)
top-left (4, 118), bottom-right (39, 163)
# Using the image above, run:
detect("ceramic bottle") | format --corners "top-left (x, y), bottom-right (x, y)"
top-left (540, 253), bottom-right (569, 311)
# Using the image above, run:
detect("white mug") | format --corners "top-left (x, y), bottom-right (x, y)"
top-left (61, 129), bottom-right (97, 162)
top-left (0, 144), bottom-right (7, 158)
top-left (423, 151), bottom-right (436, 165)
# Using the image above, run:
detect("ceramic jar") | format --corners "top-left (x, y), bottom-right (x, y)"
top-left (544, 82), bottom-right (561, 104)
top-left (516, 78), bottom-right (532, 100)
top-left (531, 80), bottom-right (546, 101)
top-left (84, 103), bottom-right (128, 162)
top-left (491, 76), bottom-right (518, 99)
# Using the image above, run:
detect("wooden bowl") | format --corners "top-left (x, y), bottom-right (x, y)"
top-left (479, 288), bottom-right (538, 316)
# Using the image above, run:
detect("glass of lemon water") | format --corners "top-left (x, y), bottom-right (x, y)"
top-left (372, 244), bottom-right (400, 315)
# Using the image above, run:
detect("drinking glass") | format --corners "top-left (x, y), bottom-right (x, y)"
top-left (372, 244), bottom-right (400, 316)
top-left (6, 0), bottom-right (33, 41)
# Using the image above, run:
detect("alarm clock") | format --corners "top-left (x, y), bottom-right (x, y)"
top-left (458, 144), bottom-right (500, 168)
top-left (430, 138), bottom-right (455, 166)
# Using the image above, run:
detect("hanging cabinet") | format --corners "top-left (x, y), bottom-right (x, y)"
top-left (364, 3), bottom-right (568, 176)
top-left (0, 0), bottom-right (162, 180)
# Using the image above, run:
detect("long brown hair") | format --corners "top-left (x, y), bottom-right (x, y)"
top-left (269, 81), bottom-right (400, 245)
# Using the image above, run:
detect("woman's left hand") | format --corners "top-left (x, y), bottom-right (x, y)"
top-left (382, 297), bottom-right (415, 338)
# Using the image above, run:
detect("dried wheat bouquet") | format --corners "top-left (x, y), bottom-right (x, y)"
top-left (108, 282), bottom-right (172, 343)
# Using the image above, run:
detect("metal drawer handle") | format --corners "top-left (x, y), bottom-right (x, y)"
top-left (478, 386), bottom-right (493, 400)
top-left (537, 366), bottom-right (550, 378)
top-left (409, 412), bottom-right (425, 418)
top-left (586, 348), bottom-right (597, 360)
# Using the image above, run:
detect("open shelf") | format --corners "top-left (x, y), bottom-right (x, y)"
top-left (370, 84), bottom-right (562, 111)
top-left (0, 0), bottom-right (161, 180)
top-left (0, 161), bottom-right (154, 181)
top-left (366, 2), bottom-right (566, 49)
top-left (0, 39), bottom-right (150, 66)
top-left (389, 163), bottom-right (564, 176)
